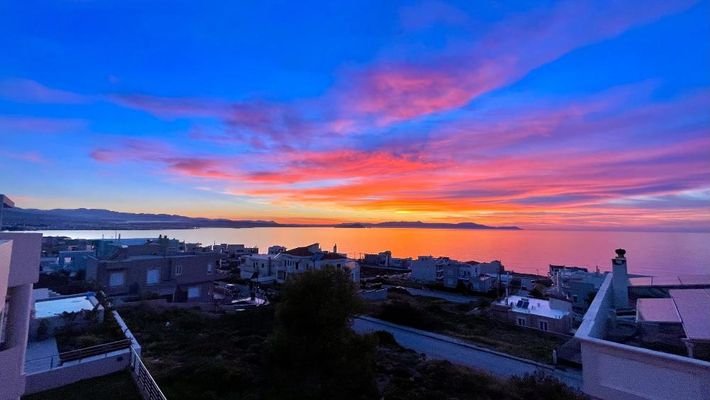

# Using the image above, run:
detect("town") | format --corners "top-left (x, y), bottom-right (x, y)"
top-left (1, 226), bottom-right (708, 399)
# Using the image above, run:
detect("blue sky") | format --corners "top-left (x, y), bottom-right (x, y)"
top-left (1, 0), bottom-right (709, 230)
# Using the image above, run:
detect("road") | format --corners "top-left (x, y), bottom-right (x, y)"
top-left (353, 316), bottom-right (582, 389)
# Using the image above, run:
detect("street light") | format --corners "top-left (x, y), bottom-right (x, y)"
top-left (0, 195), bottom-right (15, 231)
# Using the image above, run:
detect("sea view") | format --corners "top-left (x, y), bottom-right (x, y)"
top-left (3, 2), bottom-right (710, 399)
top-left (34, 227), bottom-right (710, 276)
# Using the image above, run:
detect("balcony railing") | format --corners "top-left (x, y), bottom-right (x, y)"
top-left (59, 339), bottom-right (132, 363)
top-left (130, 348), bottom-right (167, 400)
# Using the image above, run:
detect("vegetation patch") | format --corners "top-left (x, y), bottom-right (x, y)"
top-left (370, 293), bottom-right (565, 363)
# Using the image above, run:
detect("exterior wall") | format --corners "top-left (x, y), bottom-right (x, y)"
top-left (443, 264), bottom-right (458, 288)
top-left (0, 233), bottom-right (41, 287)
top-left (511, 311), bottom-right (570, 334)
top-left (0, 233), bottom-right (42, 400)
top-left (241, 255), bottom-right (275, 280)
top-left (274, 253), bottom-right (358, 284)
top-left (580, 339), bottom-right (710, 400)
top-left (491, 304), bottom-right (570, 334)
top-left (88, 253), bottom-right (222, 302)
top-left (24, 349), bottom-right (130, 395)
top-left (410, 257), bottom-right (437, 282)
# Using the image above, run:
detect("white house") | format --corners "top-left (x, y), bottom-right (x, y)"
top-left (491, 295), bottom-right (573, 334)
top-left (240, 254), bottom-right (277, 283)
top-left (274, 243), bottom-right (360, 284)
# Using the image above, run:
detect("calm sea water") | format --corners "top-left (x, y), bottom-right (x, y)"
top-left (32, 228), bottom-right (710, 276)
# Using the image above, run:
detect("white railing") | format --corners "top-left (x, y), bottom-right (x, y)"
top-left (130, 348), bottom-right (167, 400)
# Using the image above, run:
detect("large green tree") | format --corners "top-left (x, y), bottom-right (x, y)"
top-left (268, 267), bottom-right (377, 400)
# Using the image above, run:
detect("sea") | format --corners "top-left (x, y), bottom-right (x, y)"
top-left (31, 227), bottom-right (710, 277)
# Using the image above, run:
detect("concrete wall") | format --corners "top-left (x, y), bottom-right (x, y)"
top-left (24, 349), bottom-right (130, 395)
top-left (580, 338), bottom-right (710, 400)
top-left (0, 234), bottom-right (41, 400)
top-left (0, 233), bottom-right (40, 287)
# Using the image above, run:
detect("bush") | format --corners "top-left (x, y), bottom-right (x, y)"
top-left (268, 268), bottom-right (378, 400)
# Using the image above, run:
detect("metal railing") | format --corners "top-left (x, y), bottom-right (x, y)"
top-left (25, 339), bottom-right (132, 373)
top-left (59, 339), bottom-right (132, 363)
top-left (130, 348), bottom-right (167, 400)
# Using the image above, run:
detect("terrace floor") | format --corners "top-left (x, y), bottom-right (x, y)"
top-left (22, 371), bottom-right (141, 400)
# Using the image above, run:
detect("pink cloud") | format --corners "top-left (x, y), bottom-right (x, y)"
top-left (0, 150), bottom-right (48, 164)
top-left (109, 94), bottom-right (231, 119)
top-left (0, 78), bottom-right (91, 104)
top-left (339, 0), bottom-right (698, 125)
top-left (0, 115), bottom-right (86, 134)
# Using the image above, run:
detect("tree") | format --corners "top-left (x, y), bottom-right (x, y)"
top-left (268, 268), bottom-right (377, 400)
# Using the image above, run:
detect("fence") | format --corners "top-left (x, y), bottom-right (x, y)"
top-left (130, 347), bottom-right (167, 400)
top-left (59, 339), bottom-right (132, 363)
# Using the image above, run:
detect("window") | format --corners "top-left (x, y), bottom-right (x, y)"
top-left (175, 264), bottom-right (183, 276)
top-left (109, 271), bottom-right (125, 287)
top-left (207, 263), bottom-right (214, 274)
top-left (516, 317), bottom-right (527, 327)
top-left (539, 321), bottom-right (549, 332)
top-left (146, 268), bottom-right (160, 285)
top-left (187, 286), bottom-right (201, 299)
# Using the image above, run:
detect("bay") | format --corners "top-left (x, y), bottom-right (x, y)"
top-left (32, 228), bottom-right (710, 276)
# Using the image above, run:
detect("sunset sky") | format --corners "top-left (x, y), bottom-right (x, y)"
top-left (1, 0), bottom-right (709, 230)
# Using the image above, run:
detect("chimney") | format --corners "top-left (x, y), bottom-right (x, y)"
top-left (612, 248), bottom-right (629, 308)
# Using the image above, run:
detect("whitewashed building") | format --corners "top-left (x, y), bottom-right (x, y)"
top-left (576, 249), bottom-right (710, 400)
top-left (274, 243), bottom-right (360, 284)
top-left (241, 243), bottom-right (360, 285)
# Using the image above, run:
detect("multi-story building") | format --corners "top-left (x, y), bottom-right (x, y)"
top-left (86, 251), bottom-right (223, 302)
top-left (549, 264), bottom-right (606, 313)
top-left (411, 256), bottom-right (501, 292)
top-left (0, 233), bottom-right (41, 400)
top-left (240, 254), bottom-right (277, 283)
top-left (271, 243), bottom-right (360, 284)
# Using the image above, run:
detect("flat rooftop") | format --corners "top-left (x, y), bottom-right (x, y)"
top-left (35, 294), bottom-right (97, 318)
top-left (670, 289), bottom-right (710, 342)
top-left (637, 298), bottom-right (681, 323)
top-left (629, 274), bottom-right (710, 288)
top-left (498, 295), bottom-right (569, 319)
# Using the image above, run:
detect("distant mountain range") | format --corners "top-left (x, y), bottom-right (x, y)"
top-left (334, 221), bottom-right (520, 230)
top-left (1, 207), bottom-right (520, 231)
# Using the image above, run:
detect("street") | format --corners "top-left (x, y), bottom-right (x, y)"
top-left (353, 316), bottom-right (582, 389)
